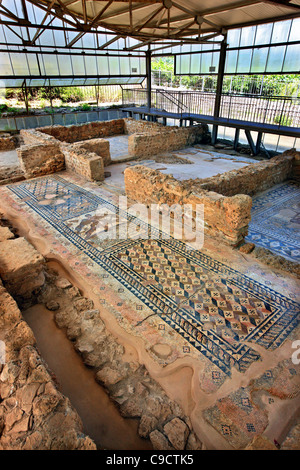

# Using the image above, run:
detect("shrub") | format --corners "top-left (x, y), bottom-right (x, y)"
top-left (274, 114), bottom-right (293, 126)
top-left (80, 103), bottom-right (91, 111)
top-left (0, 103), bottom-right (8, 112)
top-left (60, 87), bottom-right (85, 103)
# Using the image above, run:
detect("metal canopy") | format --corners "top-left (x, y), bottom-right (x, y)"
top-left (0, 1), bottom-right (299, 87)
top-left (1, 1), bottom-right (299, 50)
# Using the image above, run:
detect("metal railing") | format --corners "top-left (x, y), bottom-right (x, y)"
top-left (122, 88), bottom-right (300, 128)
top-left (155, 89), bottom-right (189, 114)
top-left (219, 93), bottom-right (300, 128)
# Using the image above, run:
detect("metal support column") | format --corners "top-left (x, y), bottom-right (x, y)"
top-left (95, 84), bottom-right (99, 107)
top-left (233, 128), bottom-right (240, 150)
top-left (212, 35), bottom-right (227, 145)
top-left (245, 129), bottom-right (256, 155)
top-left (49, 86), bottom-right (53, 114)
top-left (23, 79), bottom-right (29, 115)
top-left (146, 49), bottom-right (152, 112)
top-left (256, 132), bottom-right (263, 155)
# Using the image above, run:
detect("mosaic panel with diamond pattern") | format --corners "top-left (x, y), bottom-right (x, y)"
top-left (8, 175), bottom-right (300, 376)
top-left (246, 180), bottom-right (300, 262)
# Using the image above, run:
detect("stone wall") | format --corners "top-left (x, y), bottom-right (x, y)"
top-left (37, 118), bottom-right (125, 143)
top-left (284, 148), bottom-right (300, 182)
top-left (0, 237), bottom-right (45, 301)
top-left (20, 128), bottom-right (57, 146)
top-left (19, 129), bottom-right (110, 181)
top-left (17, 142), bottom-right (65, 179)
top-left (18, 118), bottom-right (210, 180)
top-left (71, 138), bottom-right (111, 166)
top-left (123, 117), bottom-right (164, 135)
top-left (0, 282), bottom-right (96, 450)
top-left (0, 134), bottom-right (17, 150)
top-left (193, 154), bottom-right (295, 197)
top-left (124, 165), bottom-right (252, 246)
top-left (61, 145), bottom-right (104, 182)
top-left (124, 151), bottom-right (298, 246)
top-left (0, 226), bottom-right (96, 450)
top-left (127, 123), bottom-right (210, 158)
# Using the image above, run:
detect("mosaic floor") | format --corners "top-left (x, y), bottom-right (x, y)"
top-left (5, 174), bottom-right (300, 381)
top-left (247, 180), bottom-right (300, 262)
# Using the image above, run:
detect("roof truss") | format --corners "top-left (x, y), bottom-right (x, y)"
top-left (0, 0), bottom-right (299, 52)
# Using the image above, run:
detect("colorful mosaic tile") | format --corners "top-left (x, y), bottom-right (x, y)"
top-left (8, 175), bottom-right (300, 377)
top-left (203, 387), bottom-right (269, 449)
top-left (203, 359), bottom-right (300, 448)
top-left (246, 180), bottom-right (300, 262)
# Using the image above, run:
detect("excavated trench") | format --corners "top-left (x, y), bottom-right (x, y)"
top-left (19, 255), bottom-right (153, 452)
top-left (22, 302), bottom-right (152, 450)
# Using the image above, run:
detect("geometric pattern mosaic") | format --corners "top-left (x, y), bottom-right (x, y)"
top-left (8, 175), bottom-right (300, 377)
top-left (246, 180), bottom-right (300, 262)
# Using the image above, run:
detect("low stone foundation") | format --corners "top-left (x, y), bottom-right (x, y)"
top-left (0, 237), bottom-right (45, 300)
top-left (125, 120), bottom-right (210, 158)
top-left (124, 151), bottom-right (298, 246)
top-left (17, 142), bottom-right (65, 179)
top-left (0, 134), bottom-right (17, 150)
top-left (37, 118), bottom-right (125, 143)
top-left (0, 282), bottom-right (96, 450)
top-left (17, 118), bottom-right (210, 180)
top-left (192, 153), bottom-right (295, 197)
top-left (19, 128), bottom-right (108, 182)
top-left (124, 118), bottom-right (164, 135)
top-left (61, 145), bottom-right (104, 182)
top-left (124, 165), bottom-right (252, 246)
top-left (20, 128), bottom-right (56, 146)
top-left (286, 148), bottom-right (300, 182)
top-left (71, 138), bottom-right (111, 166)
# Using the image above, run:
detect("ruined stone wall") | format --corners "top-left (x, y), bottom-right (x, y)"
top-left (61, 145), bottom-right (104, 182)
top-left (0, 134), bottom-right (17, 150)
top-left (193, 154), bottom-right (295, 197)
top-left (0, 236), bottom-right (45, 301)
top-left (20, 128), bottom-right (57, 146)
top-left (283, 148), bottom-right (300, 182)
top-left (37, 118), bottom-right (125, 143)
top-left (123, 117), bottom-right (164, 135)
top-left (0, 225), bottom-right (96, 450)
top-left (0, 281), bottom-right (96, 450)
top-left (127, 124), bottom-right (210, 158)
top-left (124, 165), bottom-right (251, 246)
top-left (71, 138), bottom-right (111, 166)
top-left (17, 142), bottom-right (65, 179)
top-left (19, 128), bottom-right (110, 181)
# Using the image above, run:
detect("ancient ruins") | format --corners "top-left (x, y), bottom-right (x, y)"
top-left (0, 0), bottom-right (299, 455)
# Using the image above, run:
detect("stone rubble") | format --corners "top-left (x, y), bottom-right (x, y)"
top-left (37, 268), bottom-right (205, 451)
top-left (0, 237), bottom-right (45, 300)
top-left (0, 280), bottom-right (96, 450)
